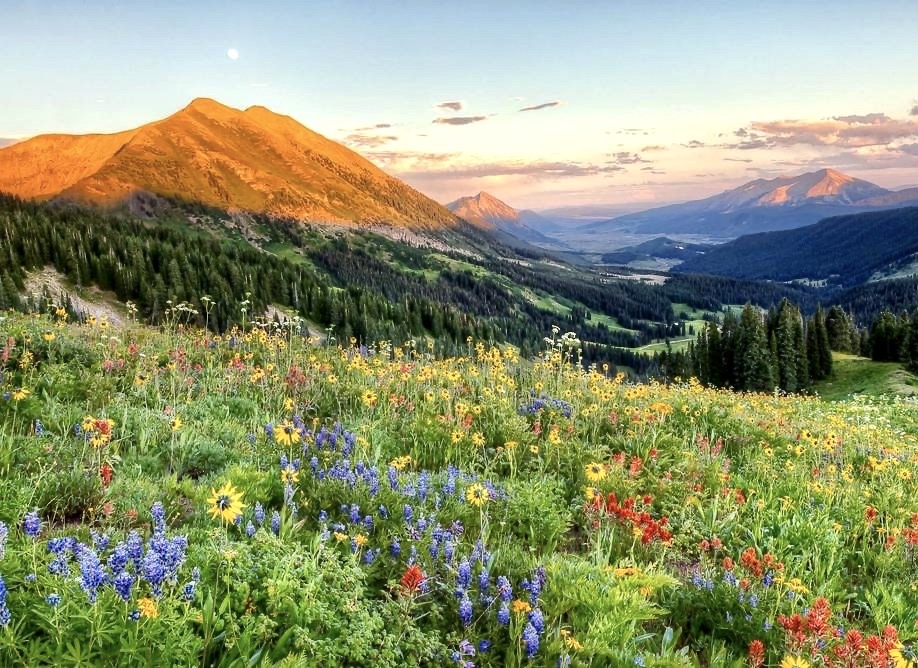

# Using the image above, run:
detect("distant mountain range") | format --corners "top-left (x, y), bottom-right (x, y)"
top-left (584, 169), bottom-right (918, 238)
top-left (446, 191), bottom-right (560, 245)
top-left (0, 98), bottom-right (460, 231)
top-left (675, 207), bottom-right (918, 288)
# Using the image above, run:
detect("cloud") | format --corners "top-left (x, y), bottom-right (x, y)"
top-left (900, 143), bottom-right (918, 155)
top-left (683, 140), bottom-right (706, 149)
top-left (393, 159), bottom-right (626, 181)
top-left (724, 157), bottom-right (753, 163)
top-left (519, 101), bottom-right (561, 112)
top-left (0, 138), bottom-right (17, 148)
top-left (641, 144), bottom-right (666, 152)
top-left (436, 101), bottom-right (463, 111)
top-left (353, 123), bottom-right (392, 132)
top-left (734, 128), bottom-right (749, 137)
top-left (912, 105), bottom-right (918, 116)
top-left (729, 114), bottom-right (918, 149)
top-left (617, 128), bottom-right (649, 135)
top-left (433, 116), bottom-right (488, 126)
top-left (343, 133), bottom-right (399, 148)
top-left (610, 151), bottom-right (649, 165)
top-left (833, 112), bottom-right (890, 124)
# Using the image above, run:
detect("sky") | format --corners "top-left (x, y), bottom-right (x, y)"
top-left (2, 0), bottom-right (918, 210)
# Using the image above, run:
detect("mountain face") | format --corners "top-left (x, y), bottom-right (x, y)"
top-left (0, 98), bottom-right (459, 230)
top-left (586, 169), bottom-right (903, 237)
top-left (446, 191), bottom-right (557, 244)
top-left (675, 207), bottom-right (918, 288)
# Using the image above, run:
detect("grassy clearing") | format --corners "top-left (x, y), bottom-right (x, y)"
top-left (814, 352), bottom-right (918, 401)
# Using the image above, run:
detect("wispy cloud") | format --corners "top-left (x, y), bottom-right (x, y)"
top-left (609, 151), bottom-right (649, 165)
top-left (433, 116), bottom-right (487, 126)
top-left (911, 104), bottom-right (918, 116)
top-left (641, 144), bottom-right (666, 152)
top-left (724, 157), bottom-right (753, 163)
top-left (391, 159), bottom-right (625, 181)
top-left (436, 101), bottom-right (463, 111)
top-left (343, 133), bottom-right (399, 148)
top-left (519, 101), bottom-right (561, 112)
top-left (683, 140), bottom-right (706, 149)
top-left (833, 113), bottom-right (890, 124)
top-left (725, 114), bottom-right (918, 149)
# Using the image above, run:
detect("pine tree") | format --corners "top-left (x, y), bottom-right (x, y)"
top-left (734, 304), bottom-right (774, 391)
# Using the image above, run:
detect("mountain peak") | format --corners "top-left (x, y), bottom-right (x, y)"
top-left (0, 100), bottom-right (460, 230)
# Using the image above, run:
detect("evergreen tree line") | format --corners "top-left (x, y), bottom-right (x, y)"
top-left (659, 301), bottom-right (833, 392)
top-left (867, 310), bottom-right (918, 371)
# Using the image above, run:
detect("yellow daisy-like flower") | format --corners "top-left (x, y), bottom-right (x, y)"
top-left (353, 533), bottom-right (368, 548)
top-left (584, 462), bottom-right (607, 483)
top-left (471, 432), bottom-right (485, 447)
top-left (208, 482), bottom-right (246, 523)
top-left (170, 417), bottom-right (183, 432)
top-left (280, 466), bottom-right (299, 485)
top-left (283, 398), bottom-right (295, 413)
top-left (890, 643), bottom-right (916, 668)
top-left (42, 331), bottom-right (56, 342)
top-left (780, 656), bottom-right (810, 668)
top-left (82, 415), bottom-right (97, 433)
top-left (11, 388), bottom-right (30, 402)
top-left (465, 483), bottom-right (490, 507)
top-left (137, 597), bottom-right (159, 619)
top-left (451, 430), bottom-right (464, 445)
top-left (362, 390), bottom-right (378, 407)
top-left (274, 422), bottom-right (301, 446)
top-left (334, 531), bottom-right (348, 543)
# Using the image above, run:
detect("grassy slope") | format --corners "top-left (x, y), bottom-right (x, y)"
top-left (814, 352), bottom-right (918, 401)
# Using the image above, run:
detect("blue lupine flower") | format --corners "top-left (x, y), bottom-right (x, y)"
top-left (271, 511), bottom-right (281, 535)
top-left (522, 623), bottom-right (540, 658)
top-left (458, 639), bottom-right (475, 656)
top-left (459, 596), bottom-right (473, 626)
top-left (403, 504), bottom-right (414, 524)
top-left (75, 544), bottom-right (108, 603)
top-left (0, 522), bottom-right (7, 560)
top-left (23, 510), bottom-right (41, 538)
top-left (91, 530), bottom-right (110, 552)
top-left (417, 471), bottom-right (430, 502)
top-left (497, 575), bottom-right (512, 602)
top-left (141, 550), bottom-right (167, 596)
top-left (254, 502), bottom-right (266, 526)
top-left (182, 580), bottom-right (197, 601)
top-left (390, 539), bottom-right (401, 557)
top-left (128, 610), bottom-right (141, 622)
top-left (113, 571), bottom-right (135, 602)
top-left (46, 593), bottom-right (61, 607)
top-left (25, 573), bottom-right (36, 583)
top-left (497, 603), bottom-right (510, 625)
top-left (529, 608), bottom-right (545, 634)
top-left (456, 559), bottom-right (472, 589)
top-left (478, 640), bottom-right (491, 653)
top-left (634, 656), bottom-right (646, 666)
top-left (48, 555), bottom-right (70, 576)
top-left (478, 569), bottom-right (490, 593)
top-left (246, 522), bottom-right (256, 538)
top-left (444, 540), bottom-right (455, 564)
top-left (151, 502), bottom-right (166, 533)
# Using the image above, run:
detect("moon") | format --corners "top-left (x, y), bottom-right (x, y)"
top-left (227, 48), bottom-right (239, 61)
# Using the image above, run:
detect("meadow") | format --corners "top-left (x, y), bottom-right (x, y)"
top-left (1, 308), bottom-right (917, 667)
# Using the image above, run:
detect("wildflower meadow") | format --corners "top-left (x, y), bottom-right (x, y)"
top-left (1, 309), bottom-right (917, 667)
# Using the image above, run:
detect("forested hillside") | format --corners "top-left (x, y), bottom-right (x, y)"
top-left (676, 207), bottom-right (918, 287)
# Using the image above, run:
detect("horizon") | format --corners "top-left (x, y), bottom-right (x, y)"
top-left (2, 1), bottom-right (918, 209)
